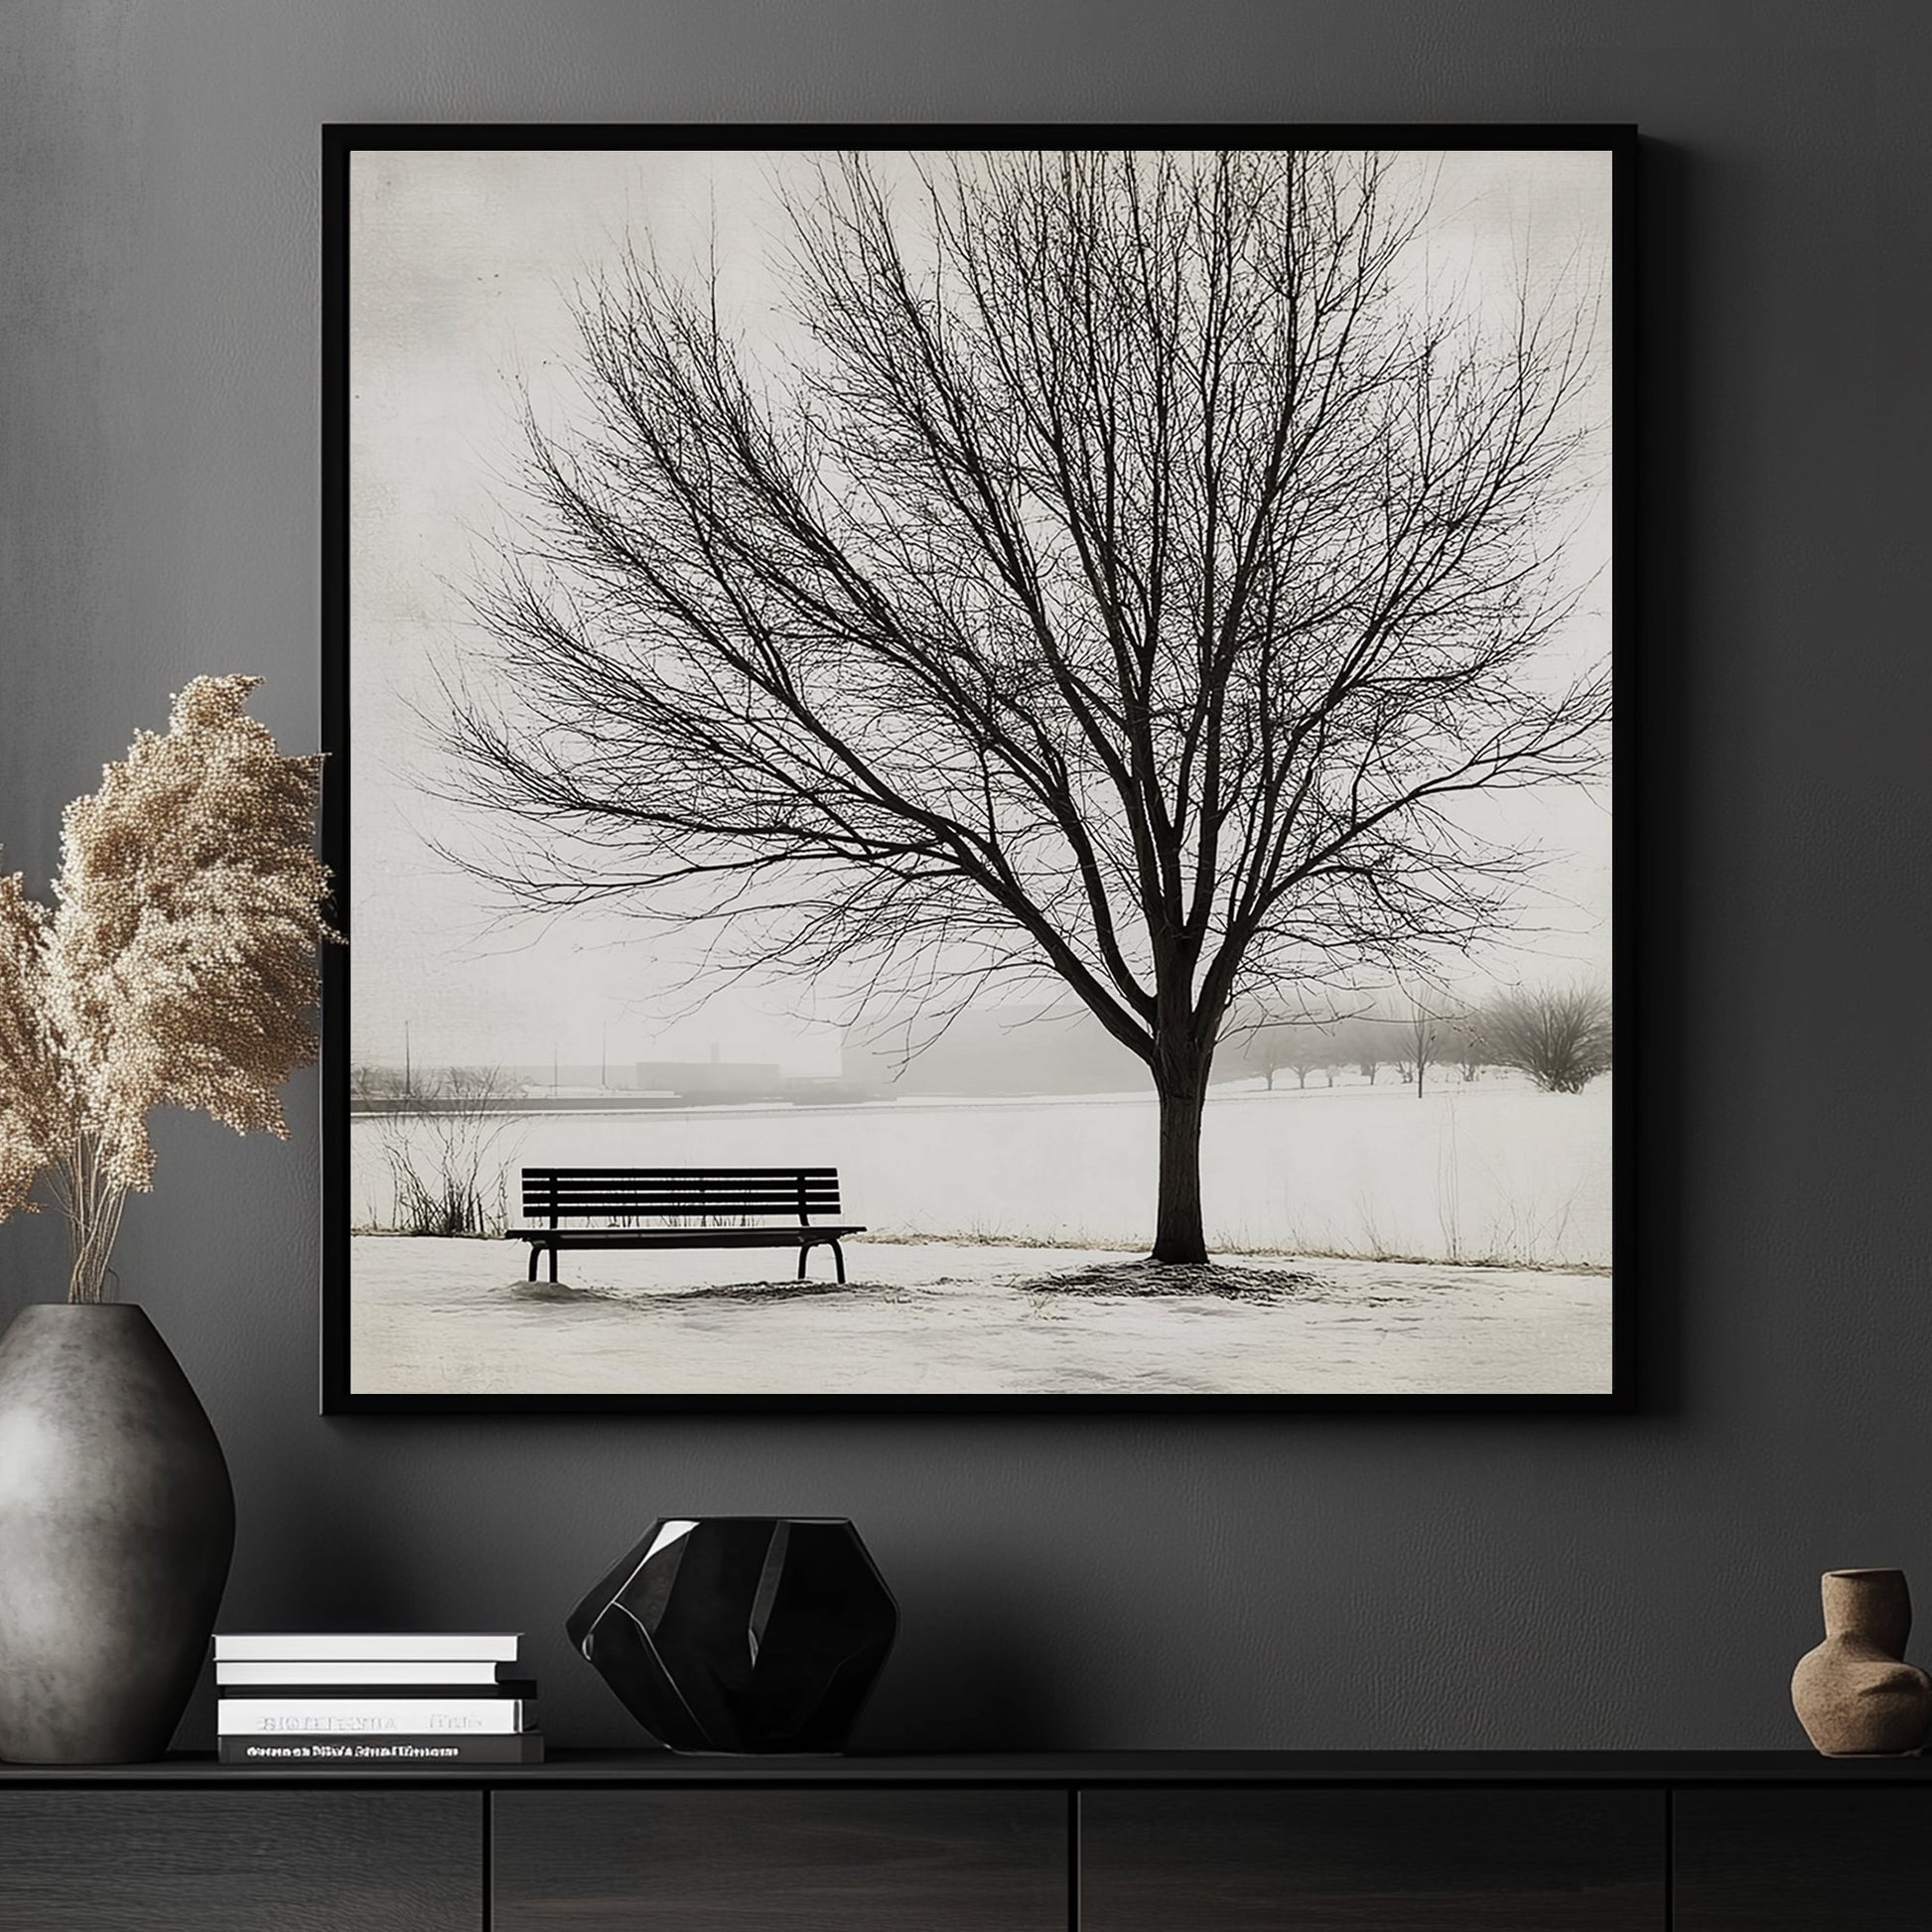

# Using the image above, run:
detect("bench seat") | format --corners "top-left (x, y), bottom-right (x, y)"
top-left (506, 1224), bottom-right (866, 1250)
top-left (508, 1168), bottom-right (864, 1285)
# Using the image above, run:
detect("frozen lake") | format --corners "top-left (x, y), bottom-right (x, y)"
top-left (350, 1075), bottom-right (1611, 1268)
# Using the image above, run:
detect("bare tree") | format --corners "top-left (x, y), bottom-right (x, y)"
top-left (1445, 1008), bottom-right (1489, 1081)
top-left (1336, 1014), bottom-right (1385, 1087)
top-left (350, 1063), bottom-right (409, 1109)
top-left (1483, 984), bottom-right (1612, 1093)
top-left (1243, 1014), bottom-right (1333, 1091)
top-left (442, 149), bottom-right (1609, 1264)
top-left (1398, 989), bottom-right (1448, 1099)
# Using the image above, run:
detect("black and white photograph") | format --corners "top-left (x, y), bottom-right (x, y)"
top-left (325, 133), bottom-right (1626, 1409)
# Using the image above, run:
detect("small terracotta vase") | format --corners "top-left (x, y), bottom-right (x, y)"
top-left (1791, 1569), bottom-right (1932, 1756)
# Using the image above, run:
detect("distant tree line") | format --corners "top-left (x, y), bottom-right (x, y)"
top-left (1236, 985), bottom-right (1611, 1097)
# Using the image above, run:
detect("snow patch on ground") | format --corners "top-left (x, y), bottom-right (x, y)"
top-left (349, 1233), bottom-right (1611, 1397)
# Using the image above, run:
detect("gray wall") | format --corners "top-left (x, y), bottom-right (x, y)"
top-left (3, 1), bottom-right (1925, 1751)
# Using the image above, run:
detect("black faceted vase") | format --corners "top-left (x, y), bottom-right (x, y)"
top-left (567, 1517), bottom-right (897, 1753)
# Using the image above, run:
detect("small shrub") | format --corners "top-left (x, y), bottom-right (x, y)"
top-left (1483, 985), bottom-right (1612, 1094)
top-left (371, 1066), bottom-right (517, 1236)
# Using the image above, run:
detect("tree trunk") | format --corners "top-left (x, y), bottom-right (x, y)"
top-left (1152, 1070), bottom-right (1209, 1265)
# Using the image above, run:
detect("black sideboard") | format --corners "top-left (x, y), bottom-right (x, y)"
top-left (1, 1750), bottom-right (1927, 1929)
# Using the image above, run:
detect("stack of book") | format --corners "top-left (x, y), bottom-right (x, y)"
top-left (213, 1632), bottom-right (543, 1765)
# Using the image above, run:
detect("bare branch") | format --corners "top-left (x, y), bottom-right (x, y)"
top-left (431, 146), bottom-right (1612, 1264)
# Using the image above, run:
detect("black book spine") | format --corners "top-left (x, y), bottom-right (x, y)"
top-left (218, 1732), bottom-right (545, 1765)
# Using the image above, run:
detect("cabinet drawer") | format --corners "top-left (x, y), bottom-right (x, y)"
top-left (0, 1789), bottom-right (481, 1931)
top-left (1673, 1788), bottom-right (1932, 1927)
top-left (492, 1787), bottom-right (1066, 1931)
top-left (1081, 1787), bottom-right (1663, 1930)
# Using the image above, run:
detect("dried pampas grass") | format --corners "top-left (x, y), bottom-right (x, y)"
top-left (0, 677), bottom-right (337, 1301)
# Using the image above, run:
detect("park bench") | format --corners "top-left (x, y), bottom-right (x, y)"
top-left (509, 1167), bottom-right (864, 1285)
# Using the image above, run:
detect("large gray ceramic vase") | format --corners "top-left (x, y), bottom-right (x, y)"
top-left (0, 1304), bottom-right (234, 1763)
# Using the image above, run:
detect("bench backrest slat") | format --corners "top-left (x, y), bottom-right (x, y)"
top-left (522, 1167), bottom-right (840, 1224)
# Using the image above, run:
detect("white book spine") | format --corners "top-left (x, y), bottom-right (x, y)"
top-left (212, 1634), bottom-right (521, 1663)
top-left (216, 1660), bottom-right (501, 1686)
top-left (217, 1699), bottom-right (532, 1734)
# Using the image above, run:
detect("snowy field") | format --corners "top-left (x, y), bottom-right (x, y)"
top-left (349, 1234), bottom-right (1612, 1397)
top-left (350, 1075), bottom-right (1611, 1267)
top-left (347, 1076), bottom-right (1612, 1396)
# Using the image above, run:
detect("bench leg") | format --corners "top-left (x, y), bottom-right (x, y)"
top-left (797, 1243), bottom-right (808, 1281)
top-left (549, 1244), bottom-right (559, 1285)
top-left (832, 1240), bottom-right (846, 1286)
top-left (527, 1243), bottom-right (538, 1282)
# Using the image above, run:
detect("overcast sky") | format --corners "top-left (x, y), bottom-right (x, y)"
top-left (347, 147), bottom-right (1614, 1076)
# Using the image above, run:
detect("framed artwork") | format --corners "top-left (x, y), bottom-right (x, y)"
top-left (322, 127), bottom-right (1633, 1413)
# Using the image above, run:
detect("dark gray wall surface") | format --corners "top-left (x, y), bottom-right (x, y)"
top-left (4, 0), bottom-right (1928, 1751)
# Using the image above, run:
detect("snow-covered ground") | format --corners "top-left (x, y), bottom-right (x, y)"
top-left (351, 1074), bottom-right (1611, 1268)
top-left (349, 1233), bottom-right (1611, 1397)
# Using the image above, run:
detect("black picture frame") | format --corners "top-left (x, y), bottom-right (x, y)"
top-left (322, 125), bottom-right (1637, 1416)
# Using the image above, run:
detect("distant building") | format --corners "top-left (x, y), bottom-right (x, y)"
top-left (505, 1064), bottom-right (630, 1092)
top-left (633, 1054), bottom-right (782, 1102)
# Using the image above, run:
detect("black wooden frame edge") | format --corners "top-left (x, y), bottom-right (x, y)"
top-left (320, 121), bottom-right (353, 1418)
top-left (320, 122), bottom-right (1639, 1417)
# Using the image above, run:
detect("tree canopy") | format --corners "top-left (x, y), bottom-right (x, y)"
top-left (442, 149), bottom-right (1610, 1260)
